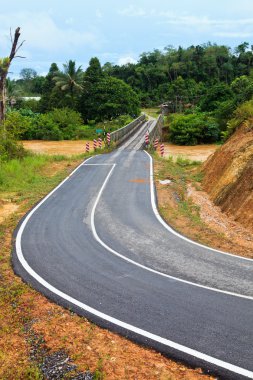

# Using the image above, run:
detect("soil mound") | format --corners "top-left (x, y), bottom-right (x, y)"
top-left (203, 120), bottom-right (253, 232)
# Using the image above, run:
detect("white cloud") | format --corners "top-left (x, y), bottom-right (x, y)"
top-left (158, 15), bottom-right (253, 27)
top-left (118, 6), bottom-right (253, 32)
top-left (213, 32), bottom-right (253, 38)
top-left (0, 11), bottom-right (100, 54)
top-left (154, 12), bottom-right (253, 39)
top-left (118, 56), bottom-right (137, 65)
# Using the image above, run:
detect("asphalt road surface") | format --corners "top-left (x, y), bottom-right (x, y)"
top-left (13, 121), bottom-right (253, 379)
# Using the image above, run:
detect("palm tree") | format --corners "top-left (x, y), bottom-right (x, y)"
top-left (53, 60), bottom-right (83, 107)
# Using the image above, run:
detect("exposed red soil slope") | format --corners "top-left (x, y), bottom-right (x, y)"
top-left (203, 120), bottom-right (253, 232)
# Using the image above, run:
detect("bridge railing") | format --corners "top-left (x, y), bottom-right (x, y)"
top-left (110, 114), bottom-right (146, 146)
top-left (140, 114), bottom-right (163, 149)
top-left (147, 114), bottom-right (163, 144)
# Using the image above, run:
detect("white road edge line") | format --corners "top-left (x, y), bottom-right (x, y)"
top-left (144, 150), bottom-right (253, 262)
top-left (15, 157), bottom-right (253, 379)
top-left (90, 164), bottom-right (253, 301)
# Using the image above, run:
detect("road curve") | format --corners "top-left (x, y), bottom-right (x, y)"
top-left (13, 122), bottom-right (253, 379)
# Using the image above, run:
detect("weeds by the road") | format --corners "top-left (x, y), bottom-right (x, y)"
top-left (154, 154), bottom-right (204, 228)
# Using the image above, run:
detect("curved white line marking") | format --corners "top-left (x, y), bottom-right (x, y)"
top-left (144, 150), bottom-right (253, 262)
top-left (90, 164), bottom-right (253, 300)
top-left (15, 156), bottom-right (253, 379)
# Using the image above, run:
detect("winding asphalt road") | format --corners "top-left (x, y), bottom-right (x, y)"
top-left (13, 121), bottom-right (253, 379)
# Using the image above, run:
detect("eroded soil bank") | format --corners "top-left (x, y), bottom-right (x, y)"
top-left (203, 120), bottom-right (253, 232)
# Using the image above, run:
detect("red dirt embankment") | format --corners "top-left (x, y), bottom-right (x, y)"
top-left (203, 120), bottom-right (253, 232)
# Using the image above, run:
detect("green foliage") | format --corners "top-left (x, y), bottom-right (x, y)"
top-left (0, 155), bottom-right (47, 189)
top-left (0, 57), bottom-right (10, 75)
top-left (199, 83), bottom-right (234, 112)
top-left (0, 112), bottom-right (30, 161)
top-left (105, 42), bottom-right (253, 107)
top-left (3, 111), bottom-right (32, 139)
top-left (53, 60), bottom-right (83, 108)
top-left (175, 156), bottom-right (201, 166)
top-left (79, 68), bottom-right (140, 121)
top-left (222, 99), bottom-right (253, 140)
top-left (48, 108), bottom-right (83, 129)
top-left (169, 113), bottom-right (220, 145)
top-left (32, 114), bottom-right (64, 140)
top-left (17, 99), bottom-right (41, 113)
top-left (22, 108), bottom-right (85, 140)
top-left (85, 57), bottom-right (103, 82)
top-left (0, 138), bottom-right (27, 162)
top-left (39, 63), bottom-right (60, 112)
top-left (214, 99), bottom-right (237, 130)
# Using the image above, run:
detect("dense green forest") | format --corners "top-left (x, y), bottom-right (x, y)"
top-left (2, 41), bottom-right (253, 160)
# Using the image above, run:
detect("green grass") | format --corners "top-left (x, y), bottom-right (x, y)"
top-left (0, 155), bottom-right (49, 191)
top-left (175, 155), bottom-right (201, 167)
top-left (154, 153), bottom-right (204, 226)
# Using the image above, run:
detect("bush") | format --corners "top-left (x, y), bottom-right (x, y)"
top-left (215, 100), bottom-right (237, 130)
top-left (0, 138), bottom-right (27, 161)
top-left (32, 114), bottom-right (63, 140)
top-left (169, 113), bottom-right (220, 145)
top-left (222, 99), bottom-right (253, 140)
top-left (3, 111), bottom-right (32, 139)
top-left (16, 99), bottom-right (40, 112)
top-left (21, 108), bottom-right (85, 140)
top-left (0, 112), bottom-right (30, 161)
top-left (46, 108), bottom-right (84, 139)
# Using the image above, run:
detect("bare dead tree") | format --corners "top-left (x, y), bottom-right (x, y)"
top-left (0, 27), bottom-right (25, 124)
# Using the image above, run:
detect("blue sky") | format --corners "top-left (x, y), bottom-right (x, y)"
top-left (1, 0), bottom-right (253, 78)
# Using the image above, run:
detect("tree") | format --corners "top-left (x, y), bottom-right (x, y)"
top-left (53, 60), bottom-right (83, 108)
top-left (169, 113), bottom-right (220, 145)
top-left (199, 83), bottom-right (233, 111)
top-left (79, 74), bottom-right (140, 122)
top-left (0, 27), bottom-right (24, 124)
top-left (39, 63), bottom-right (61, 112)
top-left (85, 57), bottom-right (103, 82)
top-left (20, 68), bottom-right (37, 81)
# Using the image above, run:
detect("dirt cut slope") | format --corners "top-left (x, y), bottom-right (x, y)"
top-left (203, 119), bottom-right (253, 232)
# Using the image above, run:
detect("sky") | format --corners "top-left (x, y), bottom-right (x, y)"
top-left (1, 0), bottom-right (253, 78)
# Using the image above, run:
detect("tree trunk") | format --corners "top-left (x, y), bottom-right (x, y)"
top-left (0, 27), bottom-right (21, 124)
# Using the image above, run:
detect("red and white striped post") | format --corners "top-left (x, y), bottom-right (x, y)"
top-left (160, 143), bottom-right (164, 157)
top-left (107, 132), bottom-right (111, 146)
top-left (145, 132), bottom-right (149, 147)
top-left (98, 137), bottom-right (102, 149)
top-left (85, 142), bottom-right (90, 153)
top-left (93, 139), bottom-right (97, 150)
top-left (154, 138), bottom-right (159, 150)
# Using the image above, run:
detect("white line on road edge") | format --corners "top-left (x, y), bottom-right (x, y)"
top-left (90, 165), bottom-right (253, 300)
top-left (15, 156), bottom-right (253, 379)
top-left (144, 150), bottom-right (253, 262)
